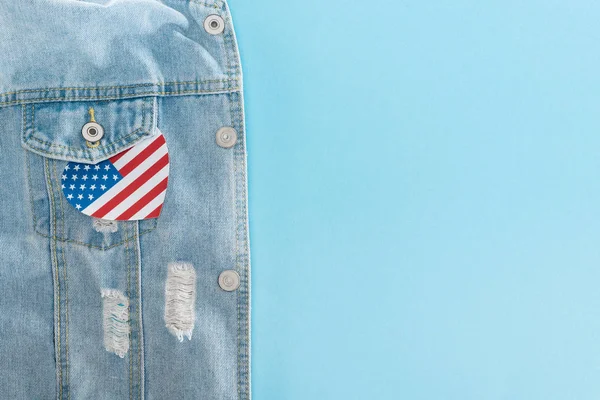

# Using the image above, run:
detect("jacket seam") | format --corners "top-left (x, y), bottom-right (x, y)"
top-left (1, 79), bottom-right (236, 97)
top-left (1, 88), bottom-right (241, 107)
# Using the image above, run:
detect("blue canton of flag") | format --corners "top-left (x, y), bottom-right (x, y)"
top-left (61, 159), bottom-right (123, 212)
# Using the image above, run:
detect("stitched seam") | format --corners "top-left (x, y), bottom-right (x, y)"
top-left (223, 4), bottom-right (234, 89)
top-left (26, 104), bottom-right (35, 144)
top-left (24, 113), bottom-right (46, 237)
top-left (234, 100), bottom-right (242, 400)
top-left (188, 0), bottom-right (222, 9)
top-left (228, 91), bottom-right (246, 398)
top-left (126, 225), bottom-right (133, 400)
top-left (232, 92), bottom-right (250, 398)
top-left (241, 99), bottom-right (251, 400)
top-left (55, 161), bottom-right (71, 399)
top-left (27, 126), bottom-right (144, 151)
top-left (1, 79), bottom-right (236, 97)
top-left (45, 157), bottom-right (63, 399)
top-left (46, 157), bottom-right (61, 399)
top-left (135, 223), bottom-right (143, 399)
top-left (26, 128), bottom-right (146, 160)
top-left (29, 225), bottom-right (157, 250)
top-left (234, 104), bottom-right (249, 397)
top-left (25, 151), bottom-right (40, 232)
top-left (62, 221), bottom-right (71, 400)
top-left (219, 2), bottom-right (231, 87)
top-left (54, 160), bottom-right (71, 400)
top-left (0, 88), bottom-right (241, 107)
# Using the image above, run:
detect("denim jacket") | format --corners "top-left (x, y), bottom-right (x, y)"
top-left (0, 1), bottom-right (250, 398)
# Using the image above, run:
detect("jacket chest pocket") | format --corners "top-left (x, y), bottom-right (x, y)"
top-left (23, 96), bottom-right (164, 250)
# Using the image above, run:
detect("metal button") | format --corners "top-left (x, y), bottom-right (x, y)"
top-left (204, 14), bottom-right (225, 35)
top-left (215, 127), bottom-right (237, 148)
top-left (218, 270), bottom-right (240, 292)
top-left (81, 122), bottom-right (104, 143)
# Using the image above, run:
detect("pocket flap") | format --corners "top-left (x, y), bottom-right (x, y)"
top-left (22, 97), bottom-right (156, 163)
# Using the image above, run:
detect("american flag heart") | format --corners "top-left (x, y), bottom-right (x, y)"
top-left (61, 132), bottom-right (170, 221)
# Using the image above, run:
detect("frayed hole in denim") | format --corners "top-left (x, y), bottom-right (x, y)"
top-left (101, 289), bottom-right (130, 358)
top-left (93, 218), bottom-right (118, 233)
top-left (165, 262), bottom-right (197, 342)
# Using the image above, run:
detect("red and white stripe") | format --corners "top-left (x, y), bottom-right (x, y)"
top-left (83, 132), bottom-right (169, 221)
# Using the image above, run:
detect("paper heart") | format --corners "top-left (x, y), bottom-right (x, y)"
top-left (61, 131), bottom-right (170, 221)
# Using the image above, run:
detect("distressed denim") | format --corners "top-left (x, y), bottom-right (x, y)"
top-left (0, 1), bottom-right (250, 399)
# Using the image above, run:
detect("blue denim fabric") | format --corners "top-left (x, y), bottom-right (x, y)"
top-left (0, 1), bottom-right (250, 399)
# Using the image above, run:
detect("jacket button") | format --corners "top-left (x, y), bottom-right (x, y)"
top-left (81, 122), bottom-right (104, 143)
top-left (215, 127), bottom-right (237, 148)
top-left (204, 14), bottom-right (225, 35)
top-left (218, 270), bottom-right (240, 292)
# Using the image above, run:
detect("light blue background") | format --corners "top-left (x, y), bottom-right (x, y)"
top-left (230, 1), bottom-right (600, 398)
